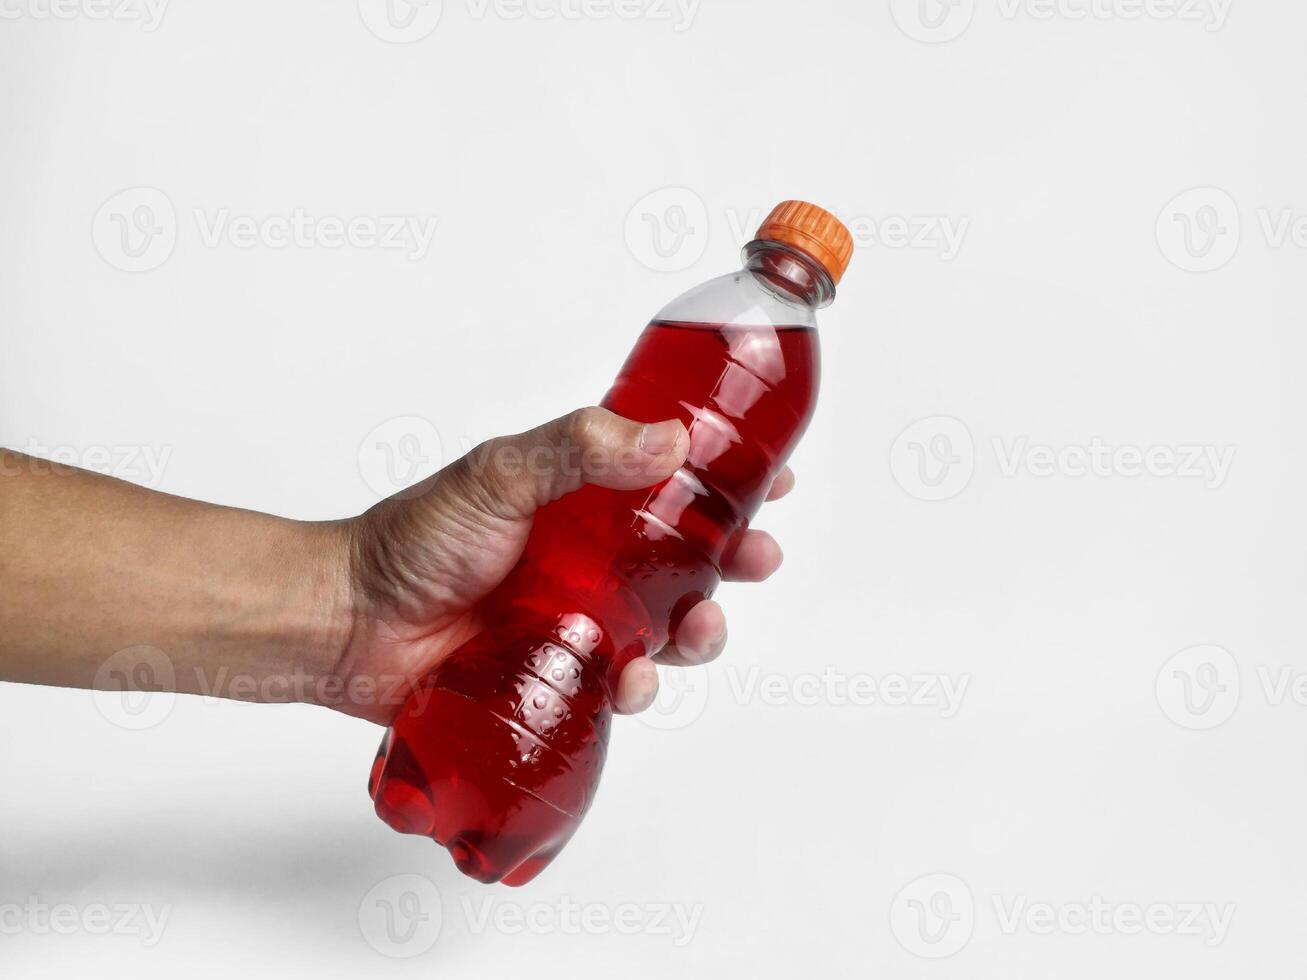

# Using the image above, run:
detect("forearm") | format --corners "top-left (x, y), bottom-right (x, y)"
top-left (0, 451), bottom-right (352, 701)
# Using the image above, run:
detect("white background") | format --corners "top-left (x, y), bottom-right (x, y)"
top-left (2, 0), bottom-right (1305, 975)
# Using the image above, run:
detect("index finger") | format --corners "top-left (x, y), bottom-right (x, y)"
top-left (766, 467), bottom-right (796, 501)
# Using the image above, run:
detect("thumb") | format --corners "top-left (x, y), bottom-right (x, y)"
top-left (449, 407), bottom-right (688, 522)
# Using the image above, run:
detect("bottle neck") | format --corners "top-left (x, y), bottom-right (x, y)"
top-left (742, 240), bottom-right (837, 309)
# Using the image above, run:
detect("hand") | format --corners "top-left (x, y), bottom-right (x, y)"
top-left (331, 407), bottom-right (793, 725)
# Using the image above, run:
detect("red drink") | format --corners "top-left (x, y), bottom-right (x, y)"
top-left (370, 202), bottom-right (853, 884)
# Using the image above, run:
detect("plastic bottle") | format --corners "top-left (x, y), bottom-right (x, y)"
top-left (369, 200), bottom-right (853, 885)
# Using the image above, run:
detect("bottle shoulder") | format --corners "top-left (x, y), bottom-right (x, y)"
top-left (653, 269), bottom-right (820, 329)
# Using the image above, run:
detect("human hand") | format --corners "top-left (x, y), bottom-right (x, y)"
top-left (330, 407), bottom-right (793, 725)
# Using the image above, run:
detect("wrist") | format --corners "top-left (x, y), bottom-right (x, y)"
top-left (280, 518), bottom-right (361, 706)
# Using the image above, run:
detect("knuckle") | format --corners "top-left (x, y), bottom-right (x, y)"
top-left (456, 437), bottom-right (529, 518)
top-left (568, 406), bottom-right (611, 448)
top-left (469, 436), bottom-right (506, 484)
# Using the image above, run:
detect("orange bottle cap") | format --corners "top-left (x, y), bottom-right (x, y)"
top-left (754, 201), bottom-right (854, 285)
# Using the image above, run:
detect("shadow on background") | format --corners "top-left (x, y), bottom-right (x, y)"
top-left (1, 808), bottom-right (477, 966)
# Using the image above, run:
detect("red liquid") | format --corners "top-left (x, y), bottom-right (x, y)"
top-left (370, 319), bottom-right (820, 884)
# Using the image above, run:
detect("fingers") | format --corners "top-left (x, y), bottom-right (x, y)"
top-left (721, 529), bottom-right (784, 582)
top-left (619, 600), bottom-right (729, 712)
top-left (614, 655), bottom-right (659, 714)
top-left (605, 462), bottom-right (794, 714)
top-left (724, 464), bottom-right (790, 578)
top-left (767, 466), bottom-right (796, 501)
top-left (717, 468), bottom-right (789, 582)
top-left (653, 599), bottom-right (728, 666)
top-left (456, 407), bottom-right (688, 521)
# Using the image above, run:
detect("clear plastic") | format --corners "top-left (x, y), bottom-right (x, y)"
top-left (369, 238), bottom-right (833, 885)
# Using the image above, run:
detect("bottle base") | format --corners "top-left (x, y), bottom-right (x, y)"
top-left (369, 682), bottom-right (594, 886)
